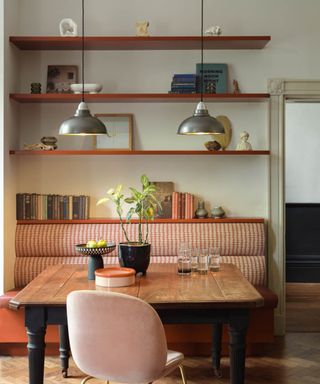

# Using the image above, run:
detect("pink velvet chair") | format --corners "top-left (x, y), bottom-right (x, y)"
top-left (67, 290), bottom-right (187, 384)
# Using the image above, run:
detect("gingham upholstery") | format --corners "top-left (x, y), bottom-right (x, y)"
top-left (14, 222), bottom-right (266, 288)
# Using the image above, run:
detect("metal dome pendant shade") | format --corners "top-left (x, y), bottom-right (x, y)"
top-left (177, 0), bottom-right (224, 136)
top-left (59, 0), bottom-right (107, 136)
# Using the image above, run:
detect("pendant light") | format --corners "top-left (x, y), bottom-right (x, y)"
top-left (59, 0), bottom-right (107, 136)
top-left (177, 0), bottom-right (224, 135)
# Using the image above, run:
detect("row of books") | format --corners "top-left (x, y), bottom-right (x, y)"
top-left (172, 192), bottom-right (194, 219)
top-left (169, 73), bottom-right (198, 94)
top-left (16, 193), bottom-right (90, 220)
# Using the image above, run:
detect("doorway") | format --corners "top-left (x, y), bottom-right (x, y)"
top-left (284, 101), bottom-right (320, 331)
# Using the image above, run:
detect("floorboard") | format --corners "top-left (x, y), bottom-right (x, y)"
top-left (1, 333), bottom-right (320, 384)
top-left (286, 283), bottom-right (320, 332)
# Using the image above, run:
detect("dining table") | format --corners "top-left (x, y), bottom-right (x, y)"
top-left (9, 262), bottom-right (263, 384)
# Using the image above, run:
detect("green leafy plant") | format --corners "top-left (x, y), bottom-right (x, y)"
top-left (97, 174), bottom-right (161, 244)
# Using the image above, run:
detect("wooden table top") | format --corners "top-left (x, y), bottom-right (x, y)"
top-left (9, 263), bottom-right (264, 310)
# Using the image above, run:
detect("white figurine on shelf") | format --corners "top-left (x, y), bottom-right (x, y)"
top-left (136, 21), bottom-right (149, 36)
top-left (59, 18), bottom-right (78, 37)
top-left (204, 26), bottom-right (222, 36)
top-left (236, 131), bottom-right (253, 151)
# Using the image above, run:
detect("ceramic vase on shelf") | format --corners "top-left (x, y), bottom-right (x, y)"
top-left (195, 201), bottom-right (208, 218)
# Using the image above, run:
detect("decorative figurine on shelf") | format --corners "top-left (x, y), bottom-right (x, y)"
top-left (59, 18), bottom-right (78, 37)
top-left (195, 200), bottom-right (208, 218)
top-left (236, 131), bottom-right (253, 151)
top-left (204, 26), bottom-right (222, 36)
top-left (24, 137), bottom-right (57, 151)
top-left (233, 80), bottom-right (240, 94)
top-left (24, 143), bottom-right (56, 151)
top-left (30, 82), bottom-right (41, 94)
top-left (136, 21), bottom-right (149, 36)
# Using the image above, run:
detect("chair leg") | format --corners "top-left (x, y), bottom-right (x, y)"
top-left (81, 376), bottom-right (93, 384)
top-left (179, 364), bottom-right (187, 384)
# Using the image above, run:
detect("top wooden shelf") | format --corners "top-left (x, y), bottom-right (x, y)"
top-left (9, 36), bottom-right (271, 51)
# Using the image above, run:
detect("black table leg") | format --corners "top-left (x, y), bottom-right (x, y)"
top-left (228, 310), bottom-right (249, 384)
top-left (25, 307), bottom-right (47, 384)
top-left (212, 322), bottom-right (223, 378)
top-left (59, 325), bottom-right (70, 378)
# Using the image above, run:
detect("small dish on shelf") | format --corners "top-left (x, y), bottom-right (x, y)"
top-left (71, 83), bottom-right (103, 94)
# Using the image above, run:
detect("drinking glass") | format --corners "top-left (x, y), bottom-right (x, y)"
top-left (191, 248), bottom-right (199, 272)
top-left (209, 246), bottom-right (221, 271)
top-left (177, 243), bottom-right (192, 275)
top-left (198, 248), bottom-right (209, 275)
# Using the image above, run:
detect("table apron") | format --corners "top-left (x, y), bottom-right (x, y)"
top-left (25, 306), bottom-right (250, 327)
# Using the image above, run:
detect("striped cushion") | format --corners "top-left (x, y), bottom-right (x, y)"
top-left (14, 222), bottom-right (266, 287)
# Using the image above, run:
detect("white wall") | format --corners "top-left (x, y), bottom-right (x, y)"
top-left (3, 0), bottom-right (20, 291)
top-left (286, 102), bottom-right (320, 203)
top-left (4, 0), bottom-right (320, 287)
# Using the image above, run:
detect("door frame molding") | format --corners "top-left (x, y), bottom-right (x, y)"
top-left (268, 79), bottom-right (320, 334)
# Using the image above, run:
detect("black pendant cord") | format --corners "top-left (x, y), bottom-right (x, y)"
top-left (200, 0), bottom-right (204, 102)
top-left (81, 0), bottom-right (85, 102)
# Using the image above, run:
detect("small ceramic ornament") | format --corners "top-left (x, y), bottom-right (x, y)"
top-left (204, 26), bottom-right (222, 36)
top-left (136, 21), bottom-right (149, 36)
top-left (233, 80), bottom-right (240, 94)
top-left (59, 18), bottom-right (78, 37)
top-left (236, 131), bottom-right (253, 151)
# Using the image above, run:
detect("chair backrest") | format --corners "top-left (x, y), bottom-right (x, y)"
top-left (67, 290), bottom-right (168, 383)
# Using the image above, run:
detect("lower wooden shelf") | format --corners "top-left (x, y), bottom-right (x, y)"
top-left (10, 150), bottom-right (270, 156)
top-left (17, 218), bottom-right (264, 224)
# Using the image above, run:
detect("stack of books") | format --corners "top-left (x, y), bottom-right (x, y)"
top-left (16, 193), bottom-right (90, 220)
top-left (171, 192), bottom-right (194, 219)
top-left (169, 74), bottom-right (198, 94)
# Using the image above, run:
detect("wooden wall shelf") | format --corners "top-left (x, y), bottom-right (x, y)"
top-left (10, 36), bottom-right (271, 51)
top-left (10, 93), bottom-right (270, 103)
top-left (17, 218), bottom-right (265, 224)
top-left (9, 150), bottom-right (270, 156)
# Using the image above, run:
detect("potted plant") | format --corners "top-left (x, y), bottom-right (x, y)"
top-left (97, 174), bottom-right (161, 274)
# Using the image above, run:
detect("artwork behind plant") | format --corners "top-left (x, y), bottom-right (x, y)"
top-left (151, 182), bottom-right (174, 218)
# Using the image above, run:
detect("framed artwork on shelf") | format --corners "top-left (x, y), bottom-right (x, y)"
top-left (151, 181), bottom-right (174, 218)
top-left (46, 65), bottom-right (78, 93)
top-left (93, 114), bottom-right (133, 150)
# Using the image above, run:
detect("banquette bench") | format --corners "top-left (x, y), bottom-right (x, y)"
top-left (0, 219), bottom-right (278, 356)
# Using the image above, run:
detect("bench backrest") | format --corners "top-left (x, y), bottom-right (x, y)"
top-left (15, 222), bottom-right (266, 287)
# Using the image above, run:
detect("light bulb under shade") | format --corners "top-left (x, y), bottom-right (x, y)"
top-left (177, 101), bottom-right (225, 135)
top-left (59, 102), bottom-right (107, 136)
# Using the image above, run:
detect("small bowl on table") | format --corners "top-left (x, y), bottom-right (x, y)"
top-left (75, 243), bottom-right (116, 280)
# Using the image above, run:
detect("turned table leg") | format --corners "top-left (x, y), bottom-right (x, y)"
top-left (59, 324), bottom-right (70, 378)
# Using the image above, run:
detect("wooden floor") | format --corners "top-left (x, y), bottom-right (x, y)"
top-left (1, 283), bottom-right (320, 384)
top-left (1, 333), bottom-right (320, 384)
top-left (286, 283), bottom-right (320, 332)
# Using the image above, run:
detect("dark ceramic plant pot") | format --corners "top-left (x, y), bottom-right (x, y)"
top-left (118, 242), bottom-right (151, 274)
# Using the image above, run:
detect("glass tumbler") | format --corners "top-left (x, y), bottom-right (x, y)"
top-left (177, 244), bottom-right (192, 275)
top-left (198, 248), bottom-right (209, 275)
top-left (209, 246), bottom-right (221, 271)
